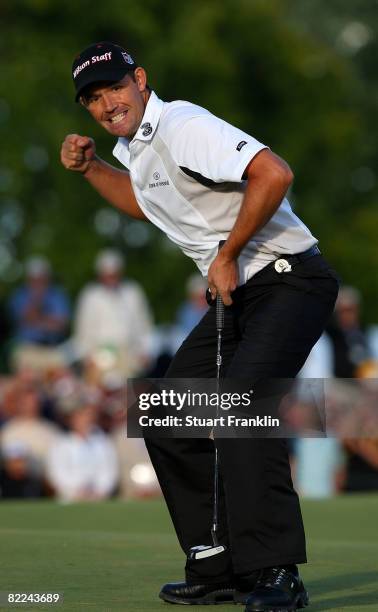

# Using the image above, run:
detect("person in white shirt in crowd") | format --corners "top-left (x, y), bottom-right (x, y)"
top-left (0, 378), bottom-right (59, 477)
top-left (47, 388), bottom-right (119, 501)
top-left (74, 249), bottom-right (154, 378)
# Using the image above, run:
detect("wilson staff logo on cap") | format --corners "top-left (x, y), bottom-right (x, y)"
top-left (72, 41), bottom-right (137, 101)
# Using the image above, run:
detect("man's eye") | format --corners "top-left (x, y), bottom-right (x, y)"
top-left (112, 86), bottom-right (121, 91)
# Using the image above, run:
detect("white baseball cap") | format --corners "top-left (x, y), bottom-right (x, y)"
top-left (95, 249), bottom-right (124, 274)
top-left (25, 256), bottom-right (51, 278)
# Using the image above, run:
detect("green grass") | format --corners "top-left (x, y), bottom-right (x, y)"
top-left (0, 496), bottom-right (377, 611)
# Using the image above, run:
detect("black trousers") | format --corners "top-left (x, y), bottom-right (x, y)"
top-left (145, 254), bottom-right (339, 584)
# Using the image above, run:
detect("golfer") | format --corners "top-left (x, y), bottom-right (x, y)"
top-left (61, 42), bottom-right (339, 611)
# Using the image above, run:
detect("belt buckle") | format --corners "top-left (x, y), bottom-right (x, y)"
top-left (274, 258), bottom-right (292, 274)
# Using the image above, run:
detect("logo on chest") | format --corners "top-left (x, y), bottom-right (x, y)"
top-left (149, 171), bottom-right (170, 189)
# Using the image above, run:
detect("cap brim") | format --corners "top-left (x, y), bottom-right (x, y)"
top-left (74, 67), bottom-right (132, 102)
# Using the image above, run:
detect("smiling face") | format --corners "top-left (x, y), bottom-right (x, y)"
top-left (81, 68), bottom-right (149, 139)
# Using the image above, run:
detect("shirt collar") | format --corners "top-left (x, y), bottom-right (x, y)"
top-left (133, 90), bottom-right (164, 143)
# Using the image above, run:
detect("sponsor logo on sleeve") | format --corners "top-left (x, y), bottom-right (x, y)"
top-left (236, 140), bottom-right (247, 151)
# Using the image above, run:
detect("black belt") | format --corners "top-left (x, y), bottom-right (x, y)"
top-left (277, 244), bottom-right (321, 265)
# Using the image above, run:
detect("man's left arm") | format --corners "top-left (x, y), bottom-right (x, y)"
top-left (207, 149), bottom-right (293, 305)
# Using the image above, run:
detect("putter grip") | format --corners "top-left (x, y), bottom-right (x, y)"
top-left (216, 295), bottom-right (225, 331)
top-left (216, 239), bottom-right (226, 331)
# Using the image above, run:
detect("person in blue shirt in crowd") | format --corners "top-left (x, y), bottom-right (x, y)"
top-left (9, 256), bottom-right (70, 346)
top-left (176, 274), bottom-right (209, 339)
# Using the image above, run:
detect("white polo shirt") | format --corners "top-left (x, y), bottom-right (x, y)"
top-left (113, 91), bottom-right (317, 285)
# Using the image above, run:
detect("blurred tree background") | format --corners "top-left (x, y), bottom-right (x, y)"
top-left (0, 0), bottom-right (376, 323)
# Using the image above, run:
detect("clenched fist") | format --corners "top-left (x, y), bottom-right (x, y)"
top-left (60, 134), bottom-right (96, 174)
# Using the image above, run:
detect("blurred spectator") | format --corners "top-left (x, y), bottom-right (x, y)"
top-left (298, 333), bottom-right (334, 379)
top-left (0, 301), bottom-right (12, 373)
top-left (8, 257), bottom-right (70, 372)
top-left (341, 439), bottom-right (378, 491)
top-left (47, 391), bottom-right (119, 501)
top-left (176, 274), bottom-right (208, 340)
top-left (0, 442), bottom-right (43, 499)
top-left (146, 324), bottom-right (180, 377)
top-left (367, 325), bottom-right (378, 360)
top-left (0, 377), bottom-right (59, 476)
top-left (294, 334), bottom-right (344, 498)
top-left (107, 393), bottom-right (160, 499)
top-left (74, 249), bottom-right (153, 379)
top-left (113, 432), bottom-right (161, 500)
top-left (327, 286), bottom-right (371, 377)
top-left (293, 438), bottom-right (344, 498)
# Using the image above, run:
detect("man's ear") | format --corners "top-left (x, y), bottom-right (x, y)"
top-left (79, 95), bottom-right (88, 108)
top-left (134, 67), bottom-right (147, 92)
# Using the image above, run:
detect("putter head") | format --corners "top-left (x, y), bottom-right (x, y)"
top-left (188, 544), bottom-right (226, 560)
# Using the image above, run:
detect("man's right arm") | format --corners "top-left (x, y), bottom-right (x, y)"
top-left (60, 134), bottom-right (147, 220)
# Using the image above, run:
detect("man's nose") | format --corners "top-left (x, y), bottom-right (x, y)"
top-left (102, 93), bottom-right (117, 113)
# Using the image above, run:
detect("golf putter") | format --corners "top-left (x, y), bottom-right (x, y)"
top-left (189, 240), bottom-right (227, 561)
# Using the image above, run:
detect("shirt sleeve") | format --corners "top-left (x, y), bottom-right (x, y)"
top-left (167, 113), bottom-right (268, 183)
top-left (113, 138), bottom-right (130, 169)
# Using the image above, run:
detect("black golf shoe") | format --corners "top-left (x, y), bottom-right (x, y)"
top-left (245, 566), bottom-right (309, 612)
top-left (159, 581), bottom-right (235, 605)
top-left (234, 571), bottom-right (261, 604)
